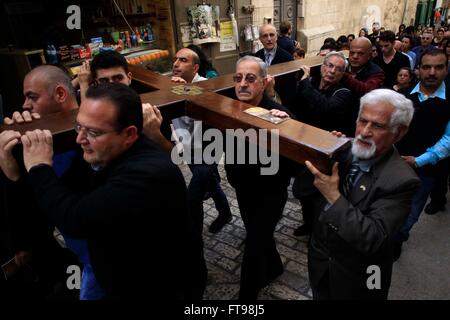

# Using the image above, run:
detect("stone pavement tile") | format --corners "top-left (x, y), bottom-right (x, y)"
top-left (263, 283), bottom-right (310, 300)
top-left (278, 244), bottom-right (308, 265)
top-left (213, 242), bottom-right (242, 260)
top-left (215, 232), bottom-right (245, 248)
top-left (274, 232), bottom-right (298, 247)
top-left (204, 284), bottom-right (240, 300)
top-left (277, 271), bottom-right (310, 294)
top-left (204, 248), bottom-right (222, 264)
top-left (285, 261), bottom-right (309, 282)
top-left (216, 256), bottom-right (240, 273)
top-left (230, 226), bottom-right (246, 240)
top-left (279, 216), bottom-right (300, 229)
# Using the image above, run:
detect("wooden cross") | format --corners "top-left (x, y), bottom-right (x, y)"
top-left (0, 55), bottom-right (350, 173)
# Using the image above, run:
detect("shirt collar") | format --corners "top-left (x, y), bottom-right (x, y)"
top-left (410, 81), bottom-right (447, 102)
top-left (264, 46), bottom-right (277, 57)
top-left (351, 153), bottom-right (384, 173)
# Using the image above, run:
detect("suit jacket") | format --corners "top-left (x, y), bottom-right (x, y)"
top-left (255, 46), bottom-right (293, 65)
top-left (254, 47), bottom-right (296, 110)
top-left (308, 146), bottom-right (420, 299)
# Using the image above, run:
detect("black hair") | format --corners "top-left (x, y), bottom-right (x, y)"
top-left (404, 26), bottom-right (415, 34)
top-left (419, 48), bottom-right (448, 67)
top-left (320, 43), bottom-right (338, 52)
top-left (293, 47), bottom-right (305, 58)
top-left (90, 51), bottom-right (129, 79)
top-left (397, 67), bottom-right (416, 84)
top-left (279, 21), bottom-right (291, 35)
top-left (85, 83), bottom-right (143, 133)
top-left (378, 30), bottom-right (396, 43)
top-left (186, 44), bottom-right (218, 78)
top-left (323, 37), bottom-right (337, 46)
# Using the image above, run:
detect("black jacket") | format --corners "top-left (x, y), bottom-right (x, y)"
top-left (27, 136), bottom-right (190, 299)
top-left (296, 76), bottom-right (354, 136)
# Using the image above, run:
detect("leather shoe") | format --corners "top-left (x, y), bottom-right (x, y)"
top-left (209, 214), bottom-right (232, 234)
top-left (293, 224), bottom-right (311, 237)
top-left (424, 202), bottom-right (445, 215)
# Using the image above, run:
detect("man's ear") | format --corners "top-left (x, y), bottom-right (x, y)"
top-left (54, 85), bottom-right (68, 103)
top-left (127, 72), bottom-right (133, 85)
top-left (193, 63), bottom-right (200, 75)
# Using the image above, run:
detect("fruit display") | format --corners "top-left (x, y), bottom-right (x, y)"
top-left (126, 49), bottom-right (170, 65)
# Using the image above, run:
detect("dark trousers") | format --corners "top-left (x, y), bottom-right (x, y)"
top-left (235, 187), bottom-right (287, 300)
top-left (186, 163), bottom-right (231, 299)
top-left (428, 160), bottom-right (449, 208)
top-left (187, 164), bottom-right (231, 236)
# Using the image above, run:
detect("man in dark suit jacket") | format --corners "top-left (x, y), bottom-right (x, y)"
top-left (254, 24), bottom-right (295, 109)
top-left (13, 83), bottom-right (195, 299)
top-left (305, 89), bottom-right (420, 299)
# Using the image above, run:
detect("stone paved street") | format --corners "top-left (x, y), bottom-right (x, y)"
top-left (180, 164), bottom-right (312, 300)
top-left (180, 163), bottom-right (450, 300)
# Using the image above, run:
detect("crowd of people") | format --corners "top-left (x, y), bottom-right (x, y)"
top-left (0, 17), bottom-right (449, 301)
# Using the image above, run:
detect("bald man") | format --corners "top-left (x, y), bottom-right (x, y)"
top-left (341, 37), bottom-right (385, 97)
top-left (4, 65), bottom-right (78, 125)
top-left (254, 24), bottom-right (296, 110)
top-left (0, 65), bottom-right (79, 298)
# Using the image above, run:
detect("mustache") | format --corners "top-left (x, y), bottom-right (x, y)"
top-left (355, 135), bottom-right (375, 146)
top-left (239, 89), bottom-right (251, 94)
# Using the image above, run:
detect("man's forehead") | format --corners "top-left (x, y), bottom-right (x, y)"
top-left (237, 61), bottom-right (260, 73)
top-left (96, 67), bottom-right (127, 77)
top-left (175, 49), bottom-right (193, 60)
top-left (261, 25), bottom-right (276, 34)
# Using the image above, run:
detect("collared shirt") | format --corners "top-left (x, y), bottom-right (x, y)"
top-left (324, 152), bottom-right (381, 210)
top-left (410, 80), bottom-right (446, 102)
top-left (264, 47), bottom-right (277, 66)
top-left (172, 73), bottom-right (207, 154)
top-left (416, 120), bottom-right (450, 167)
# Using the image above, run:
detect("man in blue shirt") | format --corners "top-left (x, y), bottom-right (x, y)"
top-left (395, 48), bottom-right (449, 260)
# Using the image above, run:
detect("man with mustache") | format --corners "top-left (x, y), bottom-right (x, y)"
top-left (225, 56), bottom-right (295, 300)
top-left (394, 48), bottom-right (449, 259)
top-left (304, 89), bottom-right (420, 299)
top-left (292, 51), bottom-right (353, 238)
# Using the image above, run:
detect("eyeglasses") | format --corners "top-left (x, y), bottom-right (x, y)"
top-left (74, 122), bottom-right (118, 140)
top-left (232, 73), bottom-right (259, 83)
top-left (323, 61), bottom-right (345, 73)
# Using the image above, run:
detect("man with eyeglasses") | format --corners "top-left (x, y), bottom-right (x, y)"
top-left (411, 31), bottom-right (435, 69)
top-left (8, 83), bottom-right (190, 299)
top-left (225, 55), bottom-right (296, 300)
top-left (291, 51), bottom-right (353, 238)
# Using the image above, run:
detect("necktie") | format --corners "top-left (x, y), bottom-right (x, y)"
top-left (343, 161), bottom-right (360, 197)
top-left (265, 53), bottom-right (271, 65)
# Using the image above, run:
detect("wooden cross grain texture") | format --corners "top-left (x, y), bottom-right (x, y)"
top-left (0, 54), bottom-right (351, 173)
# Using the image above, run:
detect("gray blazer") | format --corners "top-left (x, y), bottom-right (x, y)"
top-left (308, 146), bottom-right (420, 299)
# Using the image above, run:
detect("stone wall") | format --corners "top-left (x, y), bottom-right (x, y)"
top-left (295, 0), bottom-right (419, 55)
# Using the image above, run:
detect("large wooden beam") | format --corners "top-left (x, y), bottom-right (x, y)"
top-left (0, 54), bottom-right (351, 172)
top-left (186, 92), bottom-right (349, 173)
